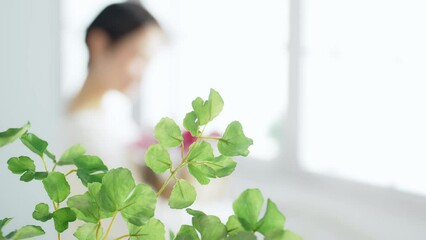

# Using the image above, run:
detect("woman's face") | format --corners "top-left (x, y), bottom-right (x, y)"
top-left (96, 25), bottom-right (163, 94)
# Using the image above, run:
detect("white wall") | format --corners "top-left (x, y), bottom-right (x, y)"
top-left (0, 0), bottom-right (60, 237)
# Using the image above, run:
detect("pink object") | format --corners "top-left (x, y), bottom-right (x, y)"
top-left (182, 131), bottom-right (197, 153)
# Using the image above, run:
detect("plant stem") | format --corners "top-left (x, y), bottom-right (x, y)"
top-left (64, 169), bottom-right (77, 177)
top-left (102, 211), bottom-right (118, 240)
top-left (57, 232), bottom-right (61, 240)
top-left (41, 156), bottom-right (48, 172)
top-left (156, 125), bottom-right (208, 197)
top-left (96, 220), bottom-right (102, 240)
top-left (51, 163), bottom-right (57, 172)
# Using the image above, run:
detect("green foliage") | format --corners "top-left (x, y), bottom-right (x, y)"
top-left (42, 172), bottom-right (70, 203)
top-left (0, 89), bottom-right (301, 240)
top-left (175, 225), bottom-right (199, 240)
top-left (0, 218), bottom-right (44, 240)
top-left (74, 155), bottom-right (108, 186)
top-left (218, 121), bottom-right (254, 157)
top-left (7, 157), bottom-right (35, 174)
top-left (52, 208), bottom-right (76, 233)
top-left (0, 122), bottom-right (30, 148)
top-left (20, 133), bottom-right (48, 158)
top-left (32, 203), bottom-right (52, 222)
top-left (183, 111), bottom-right (199, 136)
top-left (128, 218), bottom-right (165, 240)
top-left (154, 118), bottom-right (183, 148)
top-left (233, 188), bottom-right (264, 231)
top-left (145, 144), bottom-right (172, 174)
top-left (58, 144), bottom-right (86, 166)
top-left (169, 179), bottom-right (196, 209)
top-left (73, 223), bottom-right (102, 240)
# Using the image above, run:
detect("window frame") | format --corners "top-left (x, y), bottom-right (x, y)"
top-left (268, 0), bottom-right (426, 235)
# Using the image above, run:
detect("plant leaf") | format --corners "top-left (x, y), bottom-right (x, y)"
top-left (188, 164), bottom-right (211, 185)
top-left (32, 203), bottom-right (52, 222)
top-left (186, 142), bottom-right (214, 162)
top-left (154, 117), bottom-right (183, 148)
top-left (58, 144), bottom-right (86, 166)
top-left (191, 89), bottom-right (224, 126)
top-left (74, 155), bottom-right (108, 186)
top-left (192, 97), bottom-right (209, 126)
top-left (121, 184), bottom-right (157, 226)
top-left (218, 121), bottom-right (253, 157)
top-left (128, 218), bottom-right (165, 240)
top-left (7, 156), bottom-right (35, 174)
top-left (175, 225), bottom-right (200, 240)
top-left (233, 189), bottom-right (264, 231)
top-left (0, 122), bottom-right (30, 148)
top-left (73, 223), bottom-right (102, 240)
top-left (8, 225), bottom-right (45, 239)
top-left (145, 144), bottom-right (172, 174)
top-left (67, 193), bottom-right (100, 223)
top-left (256, 199), bottom-right (286, 235)
top-left (33, 172), bottom-right (48, 180)
top-left (53, 207), bottom-right (77, 233)
top-left (0, 218), bottom-right (12, 237)
top-left (226, 231), bottom-right (257, 240)
top-left (226, 215), bottom-right (245, 236)
top-left (193, 215), bottom-right (227, 240)
top-left (169, 179), bottom-right (196, 209)
top-left (20, 133), bottom-right (48, 158)
top-left (183, 111), bottom-right (199, 136)
top-left (19, 171), bottom-right (35, 182)
top-left (98, 168), bottom-right (135, 212)
top-left (188, 155), bottom-right (236, 185)
top-left (207, 88), bottom-right (224, 121)
top-left (42, 172), bottom-right (70, 203)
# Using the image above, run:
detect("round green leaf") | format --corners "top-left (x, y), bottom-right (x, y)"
top-left (128, 218), bottom-right (165, 240)
top-left (145, 144), bottom-right (172, 174)
top-left (175, 225), bottom-right (200, 240)
top-left (256, 199), bottom-right (286, 235)
top-left (98, 168), bottom-right (135, 212)
top-left (20, 133), bottom-right (48, 158)
top-left (74, 155), bottom-right (108, 186)
top-left (226, 215), bottom-right (245, 236)
top-left (233, 188), bottom-right (264, 231)
top-left (169, 179), bottom-right (196, 209)
top-left (19, 171), bottom-right (35, 182)
top-left (32, 203), bottom-right (52, 222)
top-left (183, 111), bottom-right (199, 137)
top-left (67, 193), bottom-right (100, 223)
top-left (7, 156), bottom-right (35, 174)
top-left (187, 142), bottom-right (214, 162)
top-left (9, 225), bottom-right (45, 239)
top-left (121, 184), bottom-right (157, 226)
top-left (58, 144), bottom-right (86, 166)
top-left (53, 207), bottom-right (77, 233)
top-left (218, 121), bottom-right (253, 157)
top-left (194, 215), bottom-right (227, 240)
top-left (73, 223), bottom-right (102, 240)
top-left (42, 172), bottom-right (70, 203)
top-left (154, 117), bottom-right (183, 148)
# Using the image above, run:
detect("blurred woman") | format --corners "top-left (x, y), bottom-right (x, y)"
top-left (66, 2), bottom-right (163, 170)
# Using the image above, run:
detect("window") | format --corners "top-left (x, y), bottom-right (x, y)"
top-left (141, 0), bottom-right (289, 160)
top-left (299, 0), bottom-right (426, 195)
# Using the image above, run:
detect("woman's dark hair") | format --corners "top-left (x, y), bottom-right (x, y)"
top-left (86, 2), bottom-right (160, 45)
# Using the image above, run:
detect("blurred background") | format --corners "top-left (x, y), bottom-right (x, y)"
top-left (1, 0), bottom-right (426, 239)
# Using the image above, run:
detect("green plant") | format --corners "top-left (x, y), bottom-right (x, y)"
top-left (0, 89), bottom-right (301, 240)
